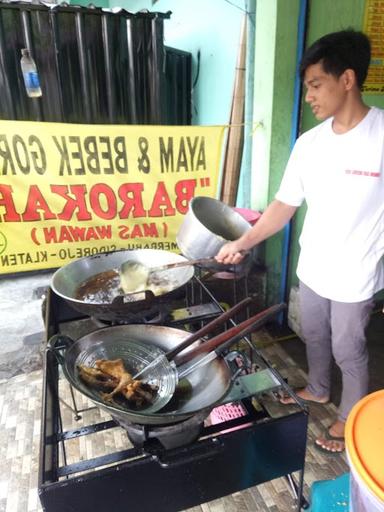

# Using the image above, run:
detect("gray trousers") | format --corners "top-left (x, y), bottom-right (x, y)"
top-left (299, 281), bottom-right (374, 422)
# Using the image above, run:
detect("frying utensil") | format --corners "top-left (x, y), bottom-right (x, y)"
top-left (50, 249), bottom-right (194, 321)
top-left (50, 302), bottom-right (285, 418)
top-left (119, 251), bottom-right (252, 295)
top-left (175, 303), bottom-right (286, 366)
top-left (48, 324), bottom-right (233, 426)
top-left (127, 302), bottom-right (285, 413)
top-left (176, 302), bottom-right (287, 379)
top-left (132, 296), bottom-right (254, 379)
top-left (176, 196), bottom-right (254, 272)
top-left (119, 257), bottom-right (216, 294)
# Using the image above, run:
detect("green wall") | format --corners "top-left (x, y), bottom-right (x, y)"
top-left (252, 0), bottom-right (384, 304)
top-left (250, 0), bottom-right (300, 304)
top-left (286, 0), bottom-right (384, 294)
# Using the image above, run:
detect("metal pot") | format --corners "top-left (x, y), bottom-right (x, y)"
top-left (48, 324), bottom-right (232, 426)
top-left (176, 196), bottom-right (252, 269)
top-left (51, 249), bottom-right (194, 322)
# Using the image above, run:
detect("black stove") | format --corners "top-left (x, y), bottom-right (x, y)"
top-left (38, 274), bottom-right (309, 512)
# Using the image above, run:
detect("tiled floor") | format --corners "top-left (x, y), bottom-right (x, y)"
top-left (0, 337), bottom-right (350, 512)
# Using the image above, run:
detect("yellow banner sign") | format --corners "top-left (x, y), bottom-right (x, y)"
top-left (0, 121), bottom-right (225, 274)
top-left (363, 0), bottom-right (384, 94)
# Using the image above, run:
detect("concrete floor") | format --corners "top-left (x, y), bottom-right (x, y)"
top-left (0, 272), bottom-right (52, 381)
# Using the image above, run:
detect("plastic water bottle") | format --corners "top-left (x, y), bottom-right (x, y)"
top-left (20, 48), bottom-right (42, 98)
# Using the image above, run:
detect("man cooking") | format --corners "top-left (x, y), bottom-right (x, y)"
top-left (215, 29), bottom-right (384, 454)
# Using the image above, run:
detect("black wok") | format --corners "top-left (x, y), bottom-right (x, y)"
top-left (50, 249), bottom-right (195, 322)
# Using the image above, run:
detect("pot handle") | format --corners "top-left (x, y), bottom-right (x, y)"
top-left (47, 334), bottom-right (75, 366)
top-left (111, 289), bottom-right (155, 306)
top-left (224, 350), bottom-right (252, 381)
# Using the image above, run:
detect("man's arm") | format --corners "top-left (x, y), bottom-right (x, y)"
top-left (215, 200), bottom-right (298, 264)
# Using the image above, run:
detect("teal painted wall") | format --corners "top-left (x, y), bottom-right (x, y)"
top-left (71, 0), bottom-right (109, 7)
top-left (107, 0), bottom-right (245, 125)
top-left (287, 0), bottom-right (384, 294)
top-left (67, 0), bottom-right (244, 124)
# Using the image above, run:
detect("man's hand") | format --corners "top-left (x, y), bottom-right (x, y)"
top-left (215, 241), bottom-right (246, 265)
top-left (215, 200), bottom-right (297, 266)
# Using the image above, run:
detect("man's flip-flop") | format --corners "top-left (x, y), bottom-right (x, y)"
top-left (279, 390), bottom-right (330, 405)
top-left (314, 428), bottom-right (345, 456)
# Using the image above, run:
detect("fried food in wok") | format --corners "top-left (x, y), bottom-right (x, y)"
top-left (74, 267), bottom-right (176, 304)
top-left (78, 358), bottom-right (158, 408)
top-left (78, 365), bottom-right (118, 390)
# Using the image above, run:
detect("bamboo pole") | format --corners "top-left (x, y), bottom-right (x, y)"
top-left (220, 14), bottom-right (247, 206)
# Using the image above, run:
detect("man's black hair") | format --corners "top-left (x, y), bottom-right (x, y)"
top-left (300, 29), bottom-right (371, 88)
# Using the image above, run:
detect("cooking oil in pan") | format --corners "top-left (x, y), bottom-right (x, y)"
top-left (75, 268), bottom-right (177, 304)
top-left (75, 269), bottom-right (121, 304)
top-left (159, 378), bottom-right (193, 412)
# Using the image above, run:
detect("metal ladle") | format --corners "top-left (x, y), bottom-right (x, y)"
top-left (119, 257), bottom-right (216, 294)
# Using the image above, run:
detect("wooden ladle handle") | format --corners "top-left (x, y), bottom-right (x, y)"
top-left (177, 303), bottom-right (286, 365)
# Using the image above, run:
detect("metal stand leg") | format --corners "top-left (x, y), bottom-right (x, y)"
top-left (58, 383), bottom-right (97, 421)
top-left (285, 471), bottom-right (309, 510)
top-left (68, 384), bottom-right (82, 420)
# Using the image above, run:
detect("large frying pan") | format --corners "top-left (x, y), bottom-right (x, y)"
top-left (51, 249), bottom-right (195, 322)
top-left (49, 324), bottom-right (233, 426)
top-left (49, 303), bottom-right (285, 426)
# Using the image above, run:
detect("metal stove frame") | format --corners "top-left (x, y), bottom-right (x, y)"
top-left (38, 275), bottom-right (309, 512)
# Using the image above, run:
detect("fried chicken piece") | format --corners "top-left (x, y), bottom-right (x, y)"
top-left (78, 365), bottom-right (118, 391)
top-left (78, 358), bottom-right (159, 408)
top-left (95, 358), bottom-right (134, 400)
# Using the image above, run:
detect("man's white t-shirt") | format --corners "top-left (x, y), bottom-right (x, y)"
top-left (275, 106), bottom-right (384, 302)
